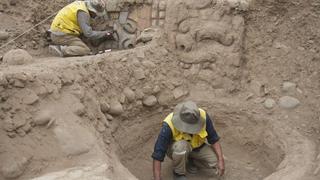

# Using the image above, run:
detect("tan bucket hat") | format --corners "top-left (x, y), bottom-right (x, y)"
top-left (172, 101), bottom-right (205, 134)
top-left (85, 0), bottom-right (107, 17)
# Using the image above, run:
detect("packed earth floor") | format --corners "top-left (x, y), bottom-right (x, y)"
top-left (0, 0), bottom-right (320, 180)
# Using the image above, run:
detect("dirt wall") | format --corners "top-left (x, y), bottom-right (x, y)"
top-left (0, 0), bottom-right (319, 180)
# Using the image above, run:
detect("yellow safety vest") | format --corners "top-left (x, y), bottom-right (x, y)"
top-left (163, 108), bottom-right (208, 149)
top-left (50, 1), bottom-right (89, 35)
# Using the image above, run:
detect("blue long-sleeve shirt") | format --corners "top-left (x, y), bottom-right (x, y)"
top-left (152, 113), bottom-right (220, 162)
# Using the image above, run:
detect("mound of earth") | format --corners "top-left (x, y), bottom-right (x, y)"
top-left (2, 49), bottom-right (33, 65)
top-left (0, 0), bottom-right (319, 180)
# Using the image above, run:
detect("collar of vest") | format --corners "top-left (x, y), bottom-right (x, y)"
top-left (164, 109), bottom-right (208, 137)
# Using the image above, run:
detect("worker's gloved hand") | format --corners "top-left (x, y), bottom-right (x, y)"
top-left (105, 31), bottom-right (115, 40)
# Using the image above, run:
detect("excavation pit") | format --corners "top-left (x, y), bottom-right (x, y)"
top-left (0, 0), bottom-right (319, 179)
top-left (116, 102), bottom-right (283, 180)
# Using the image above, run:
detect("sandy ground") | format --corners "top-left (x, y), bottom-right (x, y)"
top-left (0, 0), bottom-right (320, 180)
top-left (122, 126), bottom-right (272, 180)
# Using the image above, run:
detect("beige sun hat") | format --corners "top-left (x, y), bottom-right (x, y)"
top-left (85, 0), bottom-right (107, 17)
top-left (172, 101), bottom-right (205, 134)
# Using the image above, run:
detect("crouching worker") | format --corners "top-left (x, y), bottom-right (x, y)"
top-left (152, 101), bottom-right (225, 180)
top-left (49, 0), bottom-right (113, 57)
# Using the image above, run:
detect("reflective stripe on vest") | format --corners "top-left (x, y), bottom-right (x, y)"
top-left (50, 1), bottom-right (89, 35)
top-left (163, 108), bottom-right (208, 149)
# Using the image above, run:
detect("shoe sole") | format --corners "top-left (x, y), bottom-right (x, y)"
top-left (187, 167), bottom-right (198, 174)
top-left (49, 45), bottom-right (63, 57)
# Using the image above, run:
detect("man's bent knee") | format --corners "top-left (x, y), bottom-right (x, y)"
top-left (172, 140), bottom-right (191, 155)
top-left (170, 140), bottom-right (191, 175)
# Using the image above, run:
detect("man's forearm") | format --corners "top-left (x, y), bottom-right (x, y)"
top-left (211, 142), bottom-right (224, 161)
top-left (211, 141), bottom-right (225, 176)
top-left (153, 160), bottom-right (161, 180)
top-left (77, 11), bottom-right (106, 40)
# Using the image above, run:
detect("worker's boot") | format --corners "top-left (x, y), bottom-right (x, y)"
top-left (173, 172), bottom-right (187, 180)
top-left (187, 159), bottom-right (198, 174)
top-left (49, 45), bottom-right (63, 57)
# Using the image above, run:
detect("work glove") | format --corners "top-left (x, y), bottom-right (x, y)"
top-left (105, 31), bottom-right (115, 40)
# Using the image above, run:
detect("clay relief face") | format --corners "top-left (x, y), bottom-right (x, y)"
top-left (114, 19), bottom-right (137, 49)
top-left (167, 0), bottom-right (245, 65)
top-left (165, 0), bottom-right (246, 91)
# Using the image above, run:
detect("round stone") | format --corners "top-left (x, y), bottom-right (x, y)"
top-left (264, 98), bottom-right (276, 109)
top-left (123, 87), bottom-right (136, 102)
top-left (109, 100), bottom-right (124, 116)
top-left (279, 96), bottom-right (300, 109)
top-left (34, 110), bottom-right (52, 126)
top-left (3, 49), bottom-right (33, 65)
top-left (100, 102), bottom-right (110, 113)
top-left (0, 30), bottom-right (9, 40)
top-left (282, 82), bottom-right (297, 93)
top-left (143, 95), bottom-right (158, 107)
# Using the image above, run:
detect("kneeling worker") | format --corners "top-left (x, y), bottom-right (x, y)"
top-left (49, 0), bottom-right (113, 57)
top-left (152, 101), bottom-right (225, 180)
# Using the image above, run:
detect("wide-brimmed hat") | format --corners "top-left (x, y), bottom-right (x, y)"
top-left (85, 0), bottom-right (107, 17)
top-left (172, 101), bottom-right (205, 134)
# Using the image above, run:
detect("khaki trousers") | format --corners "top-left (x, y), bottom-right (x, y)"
top-left (50, 34), bottom-right (91, 57)
top-left (167, 140), bottom-right (217, 175)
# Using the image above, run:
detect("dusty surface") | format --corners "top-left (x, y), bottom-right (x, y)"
top-left (0, 0), bottom-right (67, 56)
top-left (0, 0), bottom-right (320, 180)
top-left (120, 105), bottom-right (273, 180)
